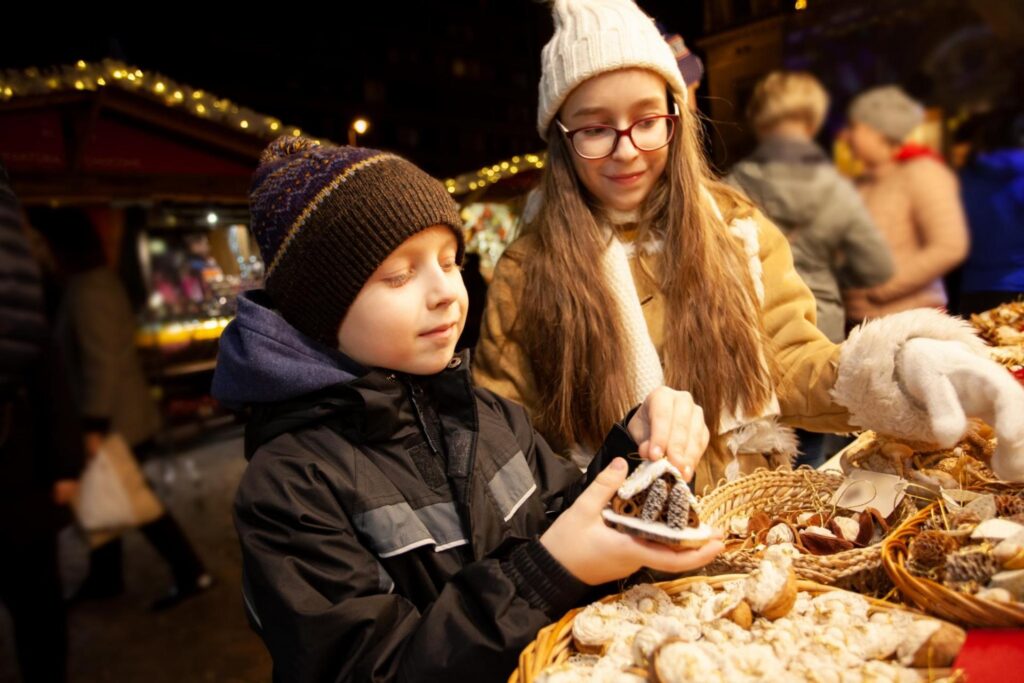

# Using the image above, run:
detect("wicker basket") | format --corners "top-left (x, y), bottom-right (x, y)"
top-left (882, 503), bottom-right (1024, 628)
top-left (698, 468), bottom-right (917, 595)
top-left (508, 574), bottom-right (955, 683)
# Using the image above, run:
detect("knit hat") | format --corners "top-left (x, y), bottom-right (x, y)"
top-left (249, 136), bottom-right (464, 346)
top-left (848, 86), bottom-right (925, 143)
top-left (537, 0), bottom-right (688, 139)
top-left (663, 33), bottom-right (704, 88)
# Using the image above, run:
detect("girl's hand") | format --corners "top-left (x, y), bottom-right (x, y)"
top-left (627, 387), bottom-right (710, 481)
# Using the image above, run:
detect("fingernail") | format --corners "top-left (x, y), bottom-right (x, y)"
top-left (611, 457), bottom-right (626, 471)
top-left (651, 446), bottom-right (664, 459)
top-left (684, 465), bottom-right (693, 480)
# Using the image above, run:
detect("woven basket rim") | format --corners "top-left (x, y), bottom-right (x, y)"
top-left (699, 467), bottom-right (916, 572)
top-left (882, 500), bottom-right (1024, 628)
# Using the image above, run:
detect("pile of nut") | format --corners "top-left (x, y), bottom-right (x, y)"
top-left (843, 419), bottom-right (998, 491)
top-left (908, 491), bottom-right (1024, 603)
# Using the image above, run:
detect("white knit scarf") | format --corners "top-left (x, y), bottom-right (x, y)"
top-left (583, 191), bottom-right (796, 478)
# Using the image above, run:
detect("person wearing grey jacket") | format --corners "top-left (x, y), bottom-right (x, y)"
top-left (726, 71), bottom-right (894, 343)
top-left (726, 72), bottom-right (894, 467)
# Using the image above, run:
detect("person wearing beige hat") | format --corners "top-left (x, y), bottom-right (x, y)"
top-left (475, 0), bottom-right (1024, 495)
top-left (842, 85), bottom-right (970, 325)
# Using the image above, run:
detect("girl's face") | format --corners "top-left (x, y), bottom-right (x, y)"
top-left (559, 69), bottom-right (672, 213)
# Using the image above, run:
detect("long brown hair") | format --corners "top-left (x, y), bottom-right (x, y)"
top-left (513, 92), bottom-right (776, 455)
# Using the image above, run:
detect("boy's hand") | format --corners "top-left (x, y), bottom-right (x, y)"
top-left (540, 458), bottom-right (724, 586)
top-left (627, 387), bottom-right (709, 481)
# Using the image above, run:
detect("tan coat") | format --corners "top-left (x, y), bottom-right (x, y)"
top-left (57, 268), bottom-right (161, 447)
top-left (844, 157), bottom-right (969, 321)
top-left (474, 200), bottom-right (853, 493)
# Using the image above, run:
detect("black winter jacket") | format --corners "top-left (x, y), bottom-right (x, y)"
top-left (215, 291), bottom-right (636, 683)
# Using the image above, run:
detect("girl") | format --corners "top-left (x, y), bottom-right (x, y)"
top-left (474, 0), bottom-right (1024, 492)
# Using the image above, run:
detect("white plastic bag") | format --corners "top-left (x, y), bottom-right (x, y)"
top-left (73, 433), bottom-right (164, 534)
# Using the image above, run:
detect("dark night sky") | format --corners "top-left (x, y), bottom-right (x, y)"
top-left (0, 2), bottom-right (703, 178)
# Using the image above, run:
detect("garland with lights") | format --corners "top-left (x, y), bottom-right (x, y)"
top-left (443, 151), bottom-right (546, 196)
top-left (0, 58), bottom-right (312, 142)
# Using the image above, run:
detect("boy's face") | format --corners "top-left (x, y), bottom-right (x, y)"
top-left (336, 225), bottom-right (467, 375)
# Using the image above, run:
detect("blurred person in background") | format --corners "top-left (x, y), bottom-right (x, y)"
top-left (0, 162), bottom-right (82, 682)
top-left (841, 86), bottom-right (969, 327)
top-left (726, 71), bottom-right (893, 467)
top-left (955, 107), bottom-right (1024, 316)
top-left (32, 207), bottom-right (214, 612)
top-left (662, 30), bottom-right (704, 112)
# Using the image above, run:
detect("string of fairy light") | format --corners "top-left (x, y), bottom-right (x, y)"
top-left (1, 59), bottom-right (548, 197)
top-left (0, 58), bottom-right (310, 142)
top-left (443, 152), bottom-right (546, 196)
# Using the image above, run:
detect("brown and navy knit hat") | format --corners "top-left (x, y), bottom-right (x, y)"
top-left (249, 136), bottom-right (464, 346)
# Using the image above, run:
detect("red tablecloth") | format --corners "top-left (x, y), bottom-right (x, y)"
top-left (953, 629), bottom-right (1024, 681)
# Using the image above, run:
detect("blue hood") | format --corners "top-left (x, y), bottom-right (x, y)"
top-left (212, 290), bottom-right (360, 408)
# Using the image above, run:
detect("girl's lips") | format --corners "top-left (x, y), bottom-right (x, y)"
top-left (605, 170), bottom-right (645, 185)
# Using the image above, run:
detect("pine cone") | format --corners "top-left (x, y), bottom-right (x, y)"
top-left (641, 478), bottom-right (669, 522)
top-left (908, 531), bottom-right (959, 572)
top-left (944, 550), bottom-right (999, 591)
top-left (996, 495), bottom-right (1024, 519)
top-left (665, 483), bottom-right (690, 529)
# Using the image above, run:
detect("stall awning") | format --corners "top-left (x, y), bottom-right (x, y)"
top-left (0, 59), bottom-right (315, 204)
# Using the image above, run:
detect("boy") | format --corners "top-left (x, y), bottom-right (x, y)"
top-left (213, 137), bottom-right (722, 682)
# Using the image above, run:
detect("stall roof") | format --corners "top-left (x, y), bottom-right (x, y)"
top-left (0, 59), bottom-right (318, 204)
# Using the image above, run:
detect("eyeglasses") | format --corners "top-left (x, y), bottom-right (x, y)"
top-left (556, 114), bottom-right (679, 160)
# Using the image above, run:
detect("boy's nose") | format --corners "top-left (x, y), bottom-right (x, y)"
top-left (425, 268), bottom-right (458, 309)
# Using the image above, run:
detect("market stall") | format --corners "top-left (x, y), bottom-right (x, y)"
top-left (0, 59), bottom-right (302, 435)
top-left (444, 150), bottom-right (545, 277)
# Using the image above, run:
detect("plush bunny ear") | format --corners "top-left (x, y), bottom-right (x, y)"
top-left (602, 460), bottom-right (714, 549)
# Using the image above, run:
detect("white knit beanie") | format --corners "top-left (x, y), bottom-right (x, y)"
top-left (537, 0), bottom-right (688, 140)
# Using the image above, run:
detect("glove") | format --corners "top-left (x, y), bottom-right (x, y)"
top-left (898, 337), bottom-right (1024, 481)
